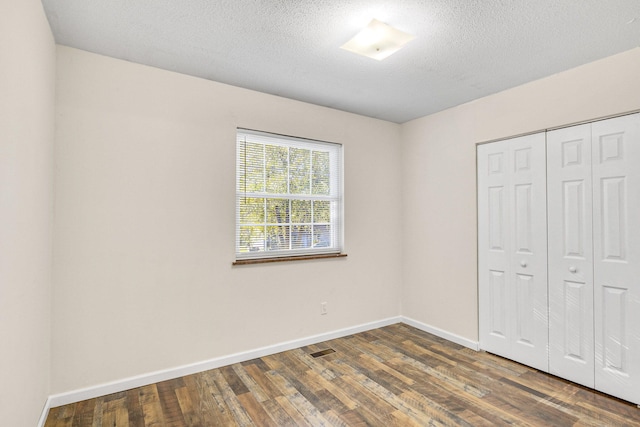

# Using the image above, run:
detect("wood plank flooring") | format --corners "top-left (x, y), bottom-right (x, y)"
top-left (45, 324), bottom-right (640, 426)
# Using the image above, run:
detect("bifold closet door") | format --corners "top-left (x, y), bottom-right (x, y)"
top-left (548, 113), bottom-right (640, 404)
top-left (547, 124), bottom-right (595, 388)
top-left (478, 133), bottom-right (548, 372)
top-left (592, 114), bottom-right (640, 404)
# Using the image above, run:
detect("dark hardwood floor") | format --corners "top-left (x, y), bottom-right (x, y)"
top-left (45, 323), bottom-right (640, 426)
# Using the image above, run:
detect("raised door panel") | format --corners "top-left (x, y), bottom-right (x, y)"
top-left (593, 113), bottom-right (640, 404)
top-left (547, 124), bottom-right (594, 388)
top-left (489, 186), bottom-right (507, 251)
top-left (488, 270), bottom-right (508, 338)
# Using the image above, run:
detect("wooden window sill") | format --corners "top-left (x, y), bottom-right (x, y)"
top-left (233, 253), bottom-right (347, 266)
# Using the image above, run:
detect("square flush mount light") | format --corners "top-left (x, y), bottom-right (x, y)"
top-left (340, 19), bottom-right (415, 61)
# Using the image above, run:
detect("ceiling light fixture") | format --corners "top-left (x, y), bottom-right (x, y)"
top-left (340, 19), bottom-right (415, 61)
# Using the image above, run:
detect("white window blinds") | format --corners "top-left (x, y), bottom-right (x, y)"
top-left (236, 129), bottom-right (343, 260)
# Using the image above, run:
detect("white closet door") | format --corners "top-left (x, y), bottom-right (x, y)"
top-left (508, 135), bottom-right (549, 370)
top-left (547, 124), bottom-right (595, 388)
top-left (592, 113), bottom-right (640, 404)
top-left (478, 140), bottom-right (511, 358)
top-left (478, 133), bottom-right (548, 371)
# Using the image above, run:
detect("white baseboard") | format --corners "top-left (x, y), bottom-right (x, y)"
top-left (41, 315), bottom-right (477, 419)
top-left (46, 316), bottom-right (403, 409)
top-left (400, 316), bottom-right (480, 351)
top-left (37, 396), bottom-right (52, 427)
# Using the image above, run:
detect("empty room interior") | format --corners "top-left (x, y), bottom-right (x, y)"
top-left (4, 0), bottom-right (640, 426)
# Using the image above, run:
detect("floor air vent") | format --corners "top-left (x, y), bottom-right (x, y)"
top-left (310, 348), bottom-right (336, 358)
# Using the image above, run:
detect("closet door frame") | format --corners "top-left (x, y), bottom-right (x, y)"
top-left (479, 112), bottom-right (640, 406)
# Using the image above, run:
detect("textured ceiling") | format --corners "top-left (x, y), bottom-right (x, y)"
top-left (41, 0), bottom-right (640, 123)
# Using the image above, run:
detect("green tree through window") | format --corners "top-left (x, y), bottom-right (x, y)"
top-left (236, 129), bottom-right (343, 259)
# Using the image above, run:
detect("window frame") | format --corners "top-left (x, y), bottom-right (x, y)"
top-left (235, 128), bottom-right (344, 262)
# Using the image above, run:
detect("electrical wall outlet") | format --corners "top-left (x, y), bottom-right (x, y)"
top-left (321, 302), bottom-right (327, 315)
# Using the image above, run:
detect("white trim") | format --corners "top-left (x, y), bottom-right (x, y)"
top-left (47, 316), bottom-right (402, 408)
top-left (42, 316), bottom-right (478, 414)
top-left (37, 396), bottom-right (53, 427)
top-left (401, 316), bottom-right (480, 351)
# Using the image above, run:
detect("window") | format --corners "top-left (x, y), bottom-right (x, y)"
top-left (236, 129), bottom-right (343, 261)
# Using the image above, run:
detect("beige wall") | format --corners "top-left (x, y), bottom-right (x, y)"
top-left (0, 0), bottom-right (55, 425)
top-left (52, 46), bottom-right (403, 393)
top-left (43, 29), bottom-right (640, 399)
top-left (401, 47), bottom-right (640, 341)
